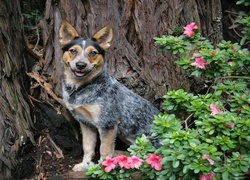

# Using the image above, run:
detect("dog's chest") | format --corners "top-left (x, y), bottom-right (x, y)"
top-left (62, 84), bottom-right (102, 125)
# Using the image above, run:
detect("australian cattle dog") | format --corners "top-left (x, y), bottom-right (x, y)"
top-left (59, 20), bottom-right (159, 171)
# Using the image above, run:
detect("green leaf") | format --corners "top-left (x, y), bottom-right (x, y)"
top-left (214, 166), bottom-right (225, 172)
top-left (173, 50), bottom-right (179, 54)
top-left (174, 140), bottom-right (180, 147)
top-left (245, 136), bottom-right (250, 141)
top-left (177, 154), bottom-right (186, 160)
top-left (222, 171), bottom-right (229, 180)
top-left (214, 90), bottom-right (222, 96)
top-left (94, 170), bottom-right (104, 175)
top-left (194, 168), bottom-right (200, 174)
top-left (205, 139), bottom-right (214, 143)
top-left (240, 34), bottom-right (248, 45)
top-left (240, 165), bottom-right (249, 172)
top-left (162, 156), bottom-right (175, 162)
top-left (208, 129), bottom-right (215, 135)
top-left (162, 149), bottom-right (174, 155)
top-left (183, 165), bottom-right (189, 174)
top-left (172, 160), bottom-right (180, 168)
top-left (195, 121), bottom-right (203, 126)
top-left (189, 141), bottom-right (197, 147)
top-left (188, 151), bottom-right (195, 156)
top-left (190, 70), bottom-right (202, 77)
top-left (169, 174), bottom-right (176, 180)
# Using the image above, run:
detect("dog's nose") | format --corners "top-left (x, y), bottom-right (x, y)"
top-left (76, 62), bottom-right (87, 70)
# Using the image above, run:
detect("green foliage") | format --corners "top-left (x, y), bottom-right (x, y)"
top-left (236, 0), bottom-right (250, 45)
top-left (236, 0), bottom-right (250, 6)
top-left (22, 9), bottom-right (43, 25)
top-left (128, 134), bottom-right (156, 158)
top-left (85, 162), bottom-right (112, 180)
top-left (148, 20), bottom-right (250, 179)
top-left (21, 2), bottom-right (44, 47)
top-left (86, 2), bottom-right (250, 179)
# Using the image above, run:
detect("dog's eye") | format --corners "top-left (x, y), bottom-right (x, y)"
top-left (88, 51), bottom-right (98, 57)
top-left (69, 49), bottom-right (78, 55)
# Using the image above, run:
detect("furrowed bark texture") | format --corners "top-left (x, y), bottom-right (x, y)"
top-left (0, 0), bottom-right (34, 179)
top-left (40, 0), bottom-right (222, 106)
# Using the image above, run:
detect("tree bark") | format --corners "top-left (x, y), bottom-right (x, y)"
top-left (0, 0), bottom-right (34, 179)
top-left (39, 0), bottom-right (223, 107)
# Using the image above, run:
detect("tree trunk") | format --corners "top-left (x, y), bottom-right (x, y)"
top-left (0, 0), bottom-right (34, 179)
top-left (39, 0), bottom-right (223, 107)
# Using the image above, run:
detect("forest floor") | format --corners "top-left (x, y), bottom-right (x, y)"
top-left (18, 133), bottom-right (126, 180)
top-left (23, 103), bottom-right (88, 179)
top-left (16, 129), bottom-right (87, 180)
top-left (12, 101), bottom-right (90, 179)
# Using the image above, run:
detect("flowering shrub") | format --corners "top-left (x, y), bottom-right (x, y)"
top-left (151, 21), bottom-right (250, 179)
top-left (86, 4), bottom-right (250, 179)
top-left (86, 149), bottom-right (163, 179)
top-left (85, 21), bottom-right (250, 179)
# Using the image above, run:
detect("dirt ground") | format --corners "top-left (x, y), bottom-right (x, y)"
top-left (13, 103), bottom-right (128, 180)
top-left (15, 131), bottom-right (127, 180)
top-left (15, 131), bottom-right (84, 179)
top-left (13, 103), bottom-right (88, 179)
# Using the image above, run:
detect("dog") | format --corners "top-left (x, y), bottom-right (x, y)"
top-left (59, 20), bottom-right (160, 171)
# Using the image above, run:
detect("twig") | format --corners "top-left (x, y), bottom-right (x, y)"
top-left (33, 26), bottom-right (40, 53)
top-left (28, 95), bottom-right (43, 107)
top-left (46, 134), bottom-right (64, 159)
top-left (183, 113), bottom-right (194, 130)
top-left (26, 72), bottom-right (65, 106)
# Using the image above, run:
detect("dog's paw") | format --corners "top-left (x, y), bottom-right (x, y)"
top-left (72, 162), bottom-right (89, 172)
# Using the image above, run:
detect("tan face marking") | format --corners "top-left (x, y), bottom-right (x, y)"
top-left (63, 45), bottom-right (104, 67)
top-left (63, 45), bottom-right (82, 64)
top-left (85, 46), bottom-right (104, 66)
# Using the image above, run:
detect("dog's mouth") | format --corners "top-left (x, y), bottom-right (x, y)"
top-left (72, 66), bottom-right (95, 78)
top-left (74, 71), bottom-right (86, 77)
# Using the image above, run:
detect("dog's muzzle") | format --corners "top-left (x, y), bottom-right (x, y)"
top-left (70, 62), bottom-right (95, 78)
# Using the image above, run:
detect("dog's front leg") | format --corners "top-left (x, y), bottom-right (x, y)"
top-left (99, 126), bottom-right (117, 159)
top-left (72, 122), bottom-right (97, 171)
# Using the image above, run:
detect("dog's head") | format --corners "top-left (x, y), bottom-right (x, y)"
top-left (59, 20), bottom-right (112, 86)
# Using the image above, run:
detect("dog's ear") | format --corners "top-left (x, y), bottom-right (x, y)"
top-left (92, 25), bottom-right (113, 49)
top-left (59, 20), bottom-right (79, 45)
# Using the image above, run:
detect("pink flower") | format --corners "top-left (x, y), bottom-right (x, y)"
top-left (228, 61), bottom-right (233, 66)
top-left (199, 173), bottom-right (215, 180)
top-left (101, 156), bottom-right (117, 172)
top-left (145, 154), bottom-right (162, 171)
top-left (115, 155), bottom-right (143, 169)
top-left (183, 22), bottom-right (198, 37)
top-left (128, 155), bottom-right (143, 169)
top-left (191, 57), bottom-right (210, 70)
top-left (233, 47), bottom-right (237, 52)
top-left (115, 155), bottom-right (130, 169)
top-left (224, 123), bottom-right (235, 129)
top-left (202, 154), bottom-right (214, 165)
top-left (210, 104), bottom-right (221, 116)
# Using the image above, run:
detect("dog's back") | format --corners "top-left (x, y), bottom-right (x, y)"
top-left (116, 79), bottom-right (159, 143)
